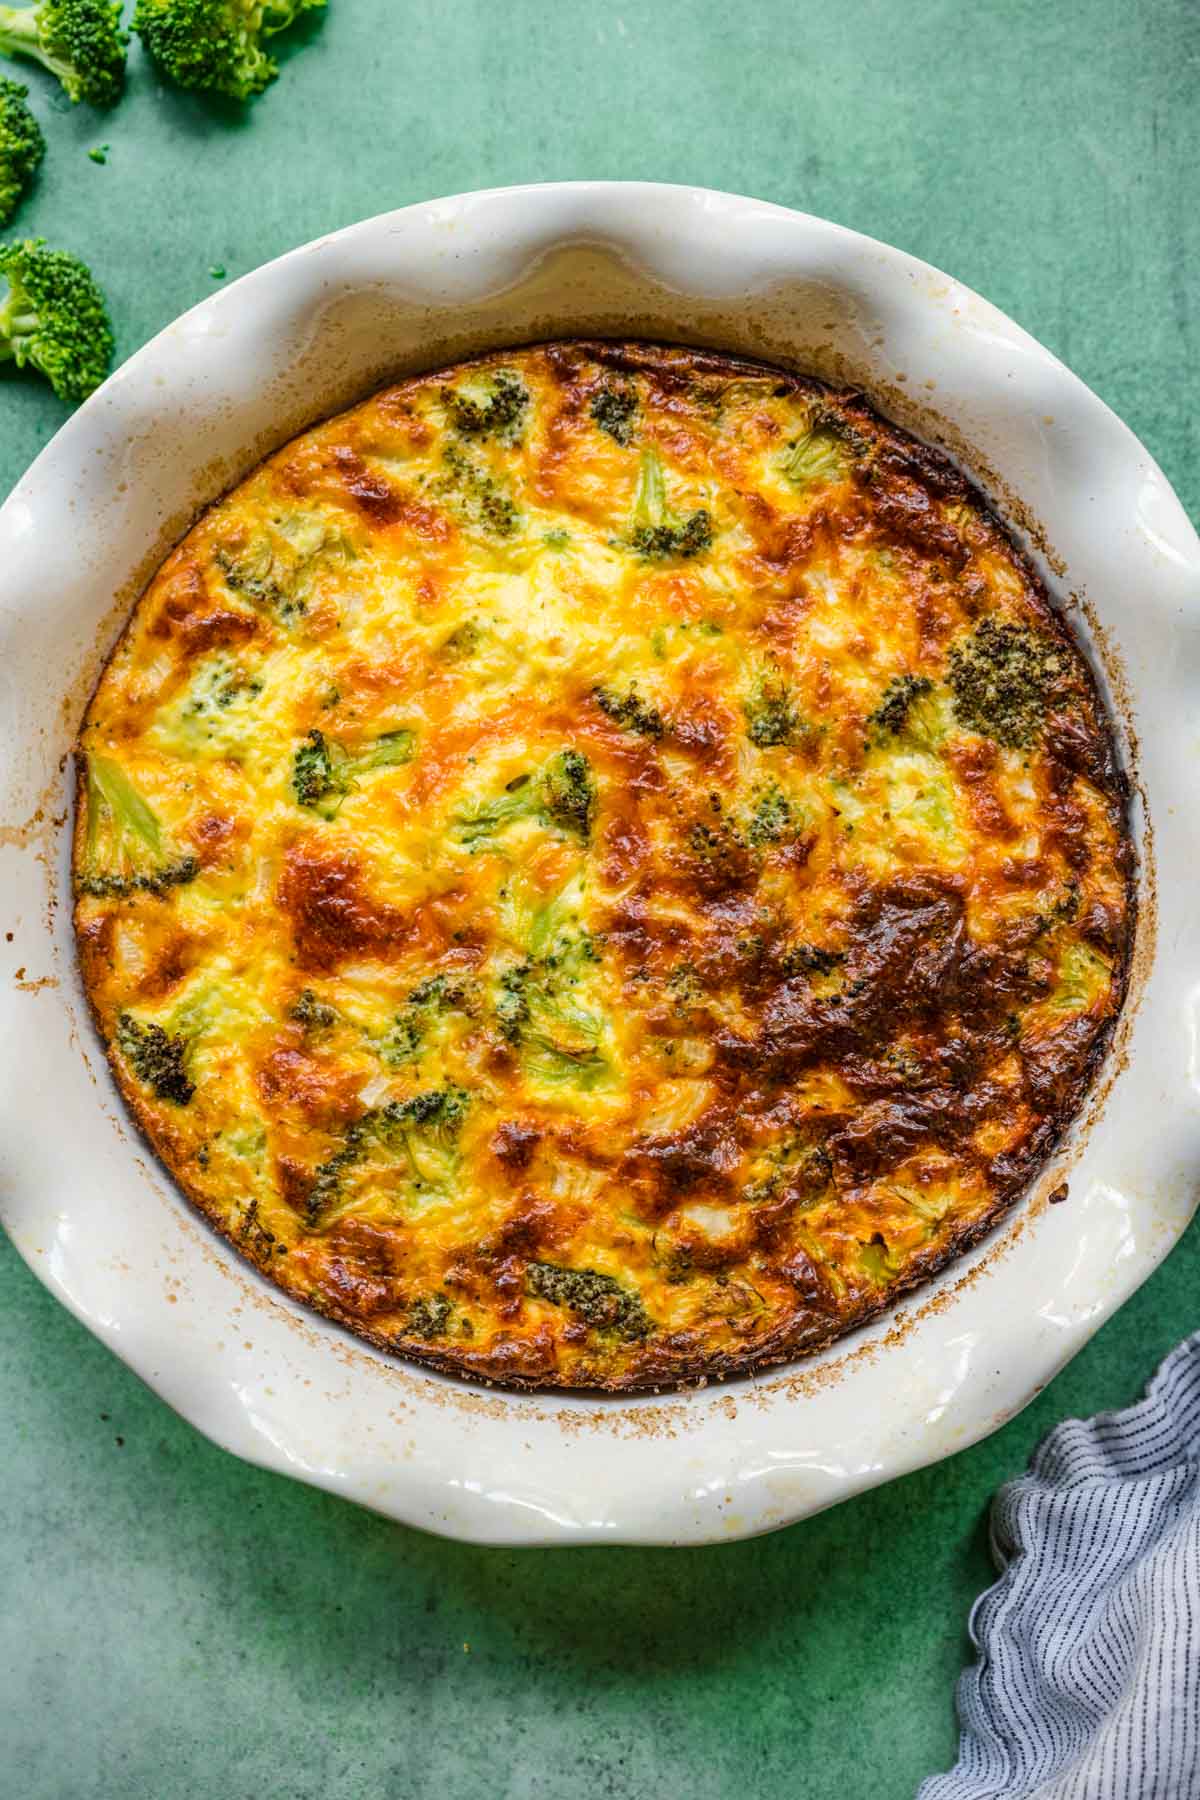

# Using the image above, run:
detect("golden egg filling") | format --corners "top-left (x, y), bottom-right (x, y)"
top-left (73, 342), bottom-right (1134, 1390)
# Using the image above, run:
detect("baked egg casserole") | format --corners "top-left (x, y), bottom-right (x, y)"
top-left (73, 341), bottom-right (1134, 1389)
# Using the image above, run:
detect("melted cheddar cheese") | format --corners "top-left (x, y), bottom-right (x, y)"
top-left (73, 342), bottom-right (1133, 1389)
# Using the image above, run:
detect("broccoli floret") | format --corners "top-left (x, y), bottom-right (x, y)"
top-left (442, 368), bottom-right (528, 444)
top-left (407, 1293), bottom-right (452, 1339)
top-left (869, 673), bottom-right (931, 736)
top-left (526, 1261), bottom-right (651, 1339)
top-left (213, 542), bottom-right (300, 620)
top-left (947, 616), bottom-right (1068, 748)
top-left (780, 404), bottom-right (869, 490)
top-left (290, 988), bottom-right (339, 1032)
top-left (592, 683), bottom-right (664, 740)
top-left (744, 782), bottom-right (795, 847)
top-left (495, 952), bottom-right (607, 1087)
top-left (493, 889), bottom-right (609, 1087)
top-left (743, 673), bottom-right (807, 748)
top-left (291, 726), bottom-right (416, 818)
top-left (379, 974), bottom-right (472, 1068)
top-left (743, 1136), bottom-right (832, 1207)
top-left (116, 1012), bottom-right (195, 1105)
top-left (0, 0), bottom-right (126, 105)
top-left (1049, 940), bottom-right (1111, 1015)
top-left (150, 652), bottom-right (265, 758)
top-left (590, 384), bottom-right (636, 446)
top-left (0, 78), bottom-right (42, 227)
top-left (290, 728), bottom-right (339, 809)
top-left (436, 441), bottom-right (519, 538)
top-left (76, 754), bottom-right (199, 899)
top-left (437, 617), bottom-right (484, 661)
top-left (858, 1235), bottom-right (902, 1285)
top-left (867, 672), bottom-right (951, 755)
top-left (0, 237), bottom-right (112, 402)
top-left (541, 747), bottom-right (596, 839)
top-left (781, 423), bottom-right (847, 489)
top-left (133, 0), bottom-right (322, 101)
top-left (306, 1085), bottom-right (469, 1228)
top-left (495, 960), bottom-right (532, 1043)
top-left (454, 748), bottom-right (596, 847)
top-left (214, 510), bottom-right (352, 625)
top-left (628, 449), bottom-right (712, 561)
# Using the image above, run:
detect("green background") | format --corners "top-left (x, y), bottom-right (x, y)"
top-left (2, 2), bottom-right (1196, 1794)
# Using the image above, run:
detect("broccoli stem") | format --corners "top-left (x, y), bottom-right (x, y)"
top-left (628, 447), bottom-right (713, 560)
top-left (0, 254), bottom-right (35, 358)
top-left (633, 448), bottom-right (666, 527)
top-left (0, 9), bottom-right (46, 62)
top-left (0, 1), bottom-right (127, 105)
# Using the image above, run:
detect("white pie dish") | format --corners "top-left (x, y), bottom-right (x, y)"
top-left (1, 181), bottom-right (1197, 1546)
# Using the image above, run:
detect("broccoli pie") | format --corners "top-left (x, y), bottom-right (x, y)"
top-left (73, 342), bottom-right (1134, 1390)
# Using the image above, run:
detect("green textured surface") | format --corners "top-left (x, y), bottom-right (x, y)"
top-left (1, 2), bottom-right (1196, 1795)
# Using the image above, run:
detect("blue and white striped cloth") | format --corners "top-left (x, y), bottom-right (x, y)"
top-left (920, 1332), bottom-right (1200, 1800)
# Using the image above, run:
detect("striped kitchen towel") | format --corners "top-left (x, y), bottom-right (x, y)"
top-left (920, 1332), bottom-right (1200, 1800)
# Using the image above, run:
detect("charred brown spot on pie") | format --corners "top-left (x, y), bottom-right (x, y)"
top-left (72, 341), bottom-right (1133, 1391)
top-left (149, 561), bottom-right (260, 655)
top-left (277, 843), bottom-right (413, 972)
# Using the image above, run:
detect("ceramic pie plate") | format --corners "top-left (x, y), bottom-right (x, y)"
top-left (2, 182), bottom-right (1197, 1546)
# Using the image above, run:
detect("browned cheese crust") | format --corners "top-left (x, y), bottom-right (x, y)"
top-left (72, 341), bottom-right (1135, 1390)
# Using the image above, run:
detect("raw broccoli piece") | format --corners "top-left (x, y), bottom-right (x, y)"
top-left (76, 754), bottom-right (199, 898)
top-left (590, 384), bottom-right (636, 446)
top-left (628, 448), bottom-right (712, 561)
top-left (453, 748), bottom-right (596, 847)
top-left (116, 1012), bottom-right (195, 1105)
top-left (291, 726), bottom-right (416, 818)
top-left (133, 0), bottom-right (322, 101)
top-left (947, 616), bottom-right (1068, 748)
top-left (306, 1085), bottom-right (469, 1228)
top-left (0, 0), bottom-right (126, 105)
top-left (442, 368), bottom-right (529, 444)
top-left (526, 1261), bottom-right (651, 1339)
top-left (592, 683), bottom-right (664, 740)
top-left (0, 237), bottom-right (112, 402)
top-left (0, 78), bottom-right (43, 226)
